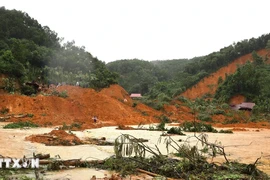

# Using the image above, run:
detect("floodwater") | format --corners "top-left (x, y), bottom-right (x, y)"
top-left (0, 123), bottom-right (270, 179)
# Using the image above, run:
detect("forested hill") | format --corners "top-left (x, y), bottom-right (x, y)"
top-left (0, 7), bottom-right (117, 94)
top-left (107, 58), bottom-right (193, 94)
top-left (107, 33), bottom-right (270, 110)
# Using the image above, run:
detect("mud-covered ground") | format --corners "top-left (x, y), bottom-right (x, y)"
top-left (0, 122), bottom-right (269, 179)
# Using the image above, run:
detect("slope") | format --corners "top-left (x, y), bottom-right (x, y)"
top-left (0, 85), bottom-right (160, 129)
top-left (181, 49), bottom-right (269, 99)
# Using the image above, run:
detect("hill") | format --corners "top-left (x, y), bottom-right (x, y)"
top-left (0, 85), bottom-right (160, 129)
top-left (0, 7), bottom-right (118, 92)
top-left (181, 49), bottom-right (269, 99)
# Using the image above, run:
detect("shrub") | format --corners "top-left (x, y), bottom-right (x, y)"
top-left (51, 90), bottom-right (68, 98)
top-left (21, 85), bottom-right (36, 96)
top-left (219, 129), bottom-right (233, 134)
top-left (177, 96), bottom-right (188, 103)
top-left (197, 113), bottom-right (213, 122)
top-left (211, 109), bottom-right (226, 115)
top-left (0, 107), bottom-right (9, 114)
top-left (220, 103), bottom-right (230, 109)
top-left (2, 78), bottom-right (16, 93)
top-left (27, 113), bottom-right (34, 118)
top-left (223, 118), bottom-right (240, 124)
top-left (167, 127), bottom-right (185, 135)
top-left (158, 115), bottom-right (171, 123)
top-left (156, 120), bottom-right (166, 131)
top-left (58, 90), bottom-right (68, 98)
top-left (60, 122), bottom-right (82, 130)
top-left (181, 122), bottom-right (218, 133)
top-left (3, 121), bottom-right (39, 129)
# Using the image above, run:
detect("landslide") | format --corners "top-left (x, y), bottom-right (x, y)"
top-left (161, 49), bottom-right (270, 128)
top-left (181, 49), bottom-right (269, 99)
top-left (0, 85), bottom-right (160, 129)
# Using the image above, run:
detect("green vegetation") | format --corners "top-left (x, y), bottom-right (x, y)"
top-left (167, 127), bottom-right (185, 135)
top-left (107, 35), bottom-right (270, 110)
top-left (3, 121), bottom-right (39, 129)
top-left (215, 51), bottom-right (270, 118)
top-left (94, 134), bottom-right (268, 179)
top-left (0, 107), bottom-right (9, 114)
top-left (0, 169), bottom-right (36, 180)
top-left (0, 7), bottom-right (118, 95)
top-left (27, 113), bottom-right (34, 118)
top-left (181, 121), bottom-right (218, 133)
top-left (51, 90), bottom-right (68, 98)
top-left (60, 122), bottom-right (82, 130)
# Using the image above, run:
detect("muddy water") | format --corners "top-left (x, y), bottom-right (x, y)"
top-left (0, 123), bottom-right (270, 179)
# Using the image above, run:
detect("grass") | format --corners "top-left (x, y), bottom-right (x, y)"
top-left (3, 121), bottom-right (39, 129)
top-left (60, 122), bottom-right (82, 130)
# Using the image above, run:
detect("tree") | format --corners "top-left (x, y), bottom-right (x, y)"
top-left (252, 51), bottom-right (263, 66)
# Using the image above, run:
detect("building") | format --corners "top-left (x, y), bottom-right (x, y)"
top-left (230, 102), bottom-right (255, 111)
top-left (130, 93), bottom-right (142, 98)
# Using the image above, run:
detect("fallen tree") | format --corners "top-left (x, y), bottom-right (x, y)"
top-left (94, 133), bottom-right (269, 179)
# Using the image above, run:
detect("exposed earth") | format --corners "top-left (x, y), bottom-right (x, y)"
top-left (181, 49), bottom-right (270, 100)
top-left (1, 50), bottom-right (270, 179)
top-left (0, 84), bottom-right (161, 129)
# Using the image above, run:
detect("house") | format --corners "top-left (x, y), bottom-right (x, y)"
top-left (130, 93), bottom-right (142, 98)
top-left (230, 102), bottom-right (255, 111)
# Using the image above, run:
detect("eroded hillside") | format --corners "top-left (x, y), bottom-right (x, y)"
top-left (181, 49), bottom-right (269, 99)
top-left (0, 85), bottom-right (160, 129)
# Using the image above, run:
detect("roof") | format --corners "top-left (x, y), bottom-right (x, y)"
top-left (130, 93), bottom-right (142, 98)
top-left (231, 102), bottom-right (255, 111)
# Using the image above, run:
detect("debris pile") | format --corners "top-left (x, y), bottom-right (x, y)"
top-left (25, 130), bottom-right (82, 146)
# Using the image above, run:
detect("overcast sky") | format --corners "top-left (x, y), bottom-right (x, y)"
top-left (2, 0), bottom-right (270, 63)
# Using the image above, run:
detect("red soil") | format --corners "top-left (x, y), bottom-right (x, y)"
top-left (163, 104), bottom-right (193, 122)
top-left (1, 50), bottom-right (270, 131)
top-left (229, 95), bottom-right (246, 105)
top-left (0, 85), bottom-right (159, 129)
top-left (25, 130), bottom-right (82, 146)
top-left (181, 49), bottom-right (269, 99)
top-left (214, 121), bottom-right (270, 129)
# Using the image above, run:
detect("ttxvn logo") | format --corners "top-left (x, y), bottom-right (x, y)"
top-left (0, 158), bottom-right (39, 168)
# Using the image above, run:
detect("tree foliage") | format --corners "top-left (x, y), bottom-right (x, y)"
top-left (0, 7), bottom-right (117, 91)
top-left (215, 52), bottom-right (270, 115)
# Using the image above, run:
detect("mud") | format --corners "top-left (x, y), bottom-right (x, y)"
top-left (0, 123), bottom-right (270, 178)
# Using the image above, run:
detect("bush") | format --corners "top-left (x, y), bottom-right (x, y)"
top-left (3, 121), bottom-right (39, 129)
top-left (223, 118), bottom-right (240, 124)
top-left (156, 120), bottom-right (166, 131)
top-left (219, 129), bottom-right (233, 134)
top-left (52, 90), bottom-right (68, 98)
top-left (60, 122), bottom-right (82, 130)
top-left (181, 122), bottom-right (218, 133)
top-left (220, 103), bottom-right (230, 109)
top-left (177, 96), bottom-right (188, 103)
top-left (0, 107), bottom-right (9, 114)
top-left (21, 85), bottom-right (36, 96)
top-left (58, 90), bottom-right (68, 98)
top-left (197, 113), bottom-right (213, 122)
top-left (211, 109), bottom-right (226, 115)
top-left (167, 127), bottom-right (185, 135)
top-left (27, 113), bottom-right (34, 118)
top-left (158, 115), bottom-right (171, 123)
top-left (2, 78), bottom-right (16, 93)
